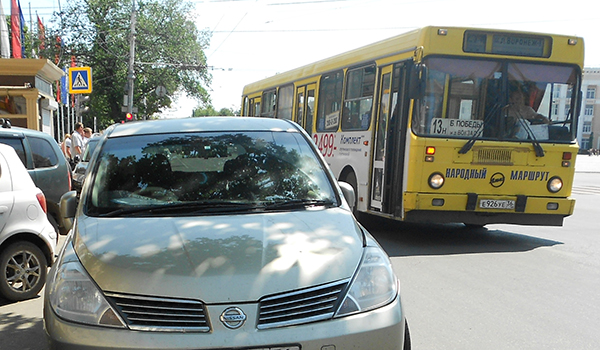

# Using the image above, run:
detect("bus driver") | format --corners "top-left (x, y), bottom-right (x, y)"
top-left (507, 89), bottom-right (549, 138)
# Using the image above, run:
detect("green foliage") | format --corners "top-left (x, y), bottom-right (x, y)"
top-left (41, 0), bottom-right (212, 129)
top-left (192, 105), bottom-right (237, 117)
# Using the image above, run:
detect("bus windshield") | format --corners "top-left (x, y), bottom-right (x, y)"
top-left (411, 57), bottom-right (580, 143)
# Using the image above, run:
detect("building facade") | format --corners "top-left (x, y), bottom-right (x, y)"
top-left (579, 68), bottom-right (599, 151)
top-left (0, 59), bottom-right (64, 136)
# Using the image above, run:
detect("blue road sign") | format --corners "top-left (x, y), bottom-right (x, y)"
top-left (69, 67), bottom-right (92, 94)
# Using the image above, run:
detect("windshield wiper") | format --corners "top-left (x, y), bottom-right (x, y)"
top-left (513, 111), bottom-right (545, 157)
top-left (98, 201), bottom-right (262, 217)
top-left (264, 199), bottom-right (335, 211)
top-left (458, 103), bottom-right (502, 154)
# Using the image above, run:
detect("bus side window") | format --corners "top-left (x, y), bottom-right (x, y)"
top-left (261, 90), bottom-right (277, 118)
top-left (277, 85), bottom-right (294, 120)
top-left (342, 65), bottom-right (375, 131)
top-left (253, 101), bottom-right (260, 116)
top-left (316, 70), bottom-right (344, 132)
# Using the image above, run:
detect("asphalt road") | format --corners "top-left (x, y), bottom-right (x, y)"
top-left (363, 156), bottom-right (600, 349)
top-left (1, 155), bottom-right (599, 350)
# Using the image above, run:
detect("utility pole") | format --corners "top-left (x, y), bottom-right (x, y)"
top-left (126, 0), bottom-right (137, 119)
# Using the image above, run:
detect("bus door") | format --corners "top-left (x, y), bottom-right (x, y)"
top-left (249, 97), bottom-right (261, 116)
top-left (295, 84), bottom-right (316, 134)
top-left (371, 63), bottom-right (408, 215)
top-left (371, 66), bottom-right (393, 211)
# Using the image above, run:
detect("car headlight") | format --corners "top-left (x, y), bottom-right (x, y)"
top-left (47, 236), bottom-right (126, 328)
top-left (428, 172), bottom-right (445, 189)
top-left (547, 176), bottom-right (563, 193)
top-left (335, 246), bottom-right (398, 317)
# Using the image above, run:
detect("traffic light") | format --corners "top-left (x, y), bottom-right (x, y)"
top-left (126, 113), bottom-right (133, 122)
top-left (76, 95), bottom-right (90, 117)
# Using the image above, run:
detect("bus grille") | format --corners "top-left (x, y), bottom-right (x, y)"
top-left (105, 292), bottom-right (210, 332)
top-left (257, 280), bottom-right (349, 330)
top-left (474, 148), bottom-right (512, 165)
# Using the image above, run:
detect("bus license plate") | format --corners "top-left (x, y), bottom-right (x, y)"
top-left (479, 199), bottom-right (515, 210)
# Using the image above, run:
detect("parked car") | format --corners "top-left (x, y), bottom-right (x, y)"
top-left (0, 143), bottom-right (57, 301)
top-left (72, 135), bottom-right (101, 193)
top-left (44, 117), bottom-right (410, 350)
top-left (0, 119), bottom-right (72, 234)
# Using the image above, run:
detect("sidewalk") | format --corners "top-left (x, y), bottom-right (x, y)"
top-left (575, 154), bottom-right (600, 173)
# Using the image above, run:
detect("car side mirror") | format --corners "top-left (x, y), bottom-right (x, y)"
top-left (60, 191), bottom-right (78, 233)
top-left (338, 181), bottom-right (356, 212)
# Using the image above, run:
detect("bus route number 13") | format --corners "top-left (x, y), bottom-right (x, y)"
top-left (314, 133), bottom-right (336, 157)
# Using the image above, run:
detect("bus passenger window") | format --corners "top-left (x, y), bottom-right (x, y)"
top-left (342, 65), bottom-right (375, 131)
top-left (277, 85), bottom-right (294, 120)
top-left (317, 70), bottom-right (344, 131)
top-left (261, 90), bottom-right (277, 117)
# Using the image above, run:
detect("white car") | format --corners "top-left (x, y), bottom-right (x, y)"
top-left (44, 117), bottom-right (410, 349)
top-left (0, 143), bottom-right (57, 301)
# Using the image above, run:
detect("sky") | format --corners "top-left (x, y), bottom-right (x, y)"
top-left (14, 0), bottom-right (600, 117)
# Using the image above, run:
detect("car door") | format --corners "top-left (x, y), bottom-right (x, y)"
top-left (0, 151), bottom-right (15, 233)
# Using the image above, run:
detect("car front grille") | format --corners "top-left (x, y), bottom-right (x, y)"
top-left (257, 279), bottom-right (349, 330)
top-left (105, 292), bottom-right (210, 332)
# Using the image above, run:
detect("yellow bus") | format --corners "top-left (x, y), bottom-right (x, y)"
top-left (241, 26), bottom-right (584, 226)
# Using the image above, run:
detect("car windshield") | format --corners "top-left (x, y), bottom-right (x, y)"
top-left (85, 130), bottom-right (338, 216)
top-left (411, 57), bottom-right (580, 143)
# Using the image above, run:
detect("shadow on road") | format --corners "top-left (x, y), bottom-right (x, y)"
top-left (0, 303), bottom-right (46, 349)
top-left (359, 214), bottom-right (562, 258)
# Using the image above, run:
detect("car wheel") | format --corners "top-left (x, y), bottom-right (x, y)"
top-left (0, 241), bottom-right (48, 301)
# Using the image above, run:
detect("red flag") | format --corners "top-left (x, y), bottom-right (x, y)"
top-left (10, 0), bottom-right (21, 58)
top-left (37, 15), bottom-right (45, 52)
top-left (71, 56), bottom-right (77, 107)
top-left (54, 36), bottom-right (61, 64)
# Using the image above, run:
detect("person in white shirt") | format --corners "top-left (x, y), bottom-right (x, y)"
top-left (82, 127), bottom-right (93, 153)
top-left (70, 122), bottom-right (85, 162)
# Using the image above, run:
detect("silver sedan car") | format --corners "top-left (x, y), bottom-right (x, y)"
top-left (44, 117), bottom-right (410, 350)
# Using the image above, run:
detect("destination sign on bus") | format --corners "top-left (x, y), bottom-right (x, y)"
top-left (430, 118), bottom-right (483, 137)
top-left (463, 31), bottom-right (550, 58)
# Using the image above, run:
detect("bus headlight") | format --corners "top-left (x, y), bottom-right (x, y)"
top-left (428, 172), bottom-right (445, 189)
top-left (547, 176), bottom-right (563, 193)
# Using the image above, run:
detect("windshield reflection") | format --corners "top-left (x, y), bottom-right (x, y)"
top-left (86, 131), bottom-right (337, 216)
top-left (412, 57), bottom-right (580, 143)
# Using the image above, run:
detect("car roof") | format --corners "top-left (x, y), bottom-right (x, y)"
top-left (0, 124), bottom-right (55, 140)
top-left (106, 117), bottom-right (301, 138)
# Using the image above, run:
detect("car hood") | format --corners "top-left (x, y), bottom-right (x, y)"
top-left (74, 208), bottom-right (364, 303)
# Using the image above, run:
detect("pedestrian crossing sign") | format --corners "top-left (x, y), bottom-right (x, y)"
top-left (68, 67), bottom-right (93, 94)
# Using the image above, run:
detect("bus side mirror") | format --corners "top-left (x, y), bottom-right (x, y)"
top-left (409, 64), bottom-right (427, 99)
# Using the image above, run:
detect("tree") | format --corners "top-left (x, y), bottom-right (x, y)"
top-left (192, 105), bottom-right (237, 117)
top-left (42, 0), bottom-right (212, 129)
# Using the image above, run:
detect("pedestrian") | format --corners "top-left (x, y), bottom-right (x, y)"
top-left (82, 127), bottom-right (93, 153)
top-left (60, 134), bottom-right (71, 159)
top-left (70, 122), bottom-right (85, 163)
